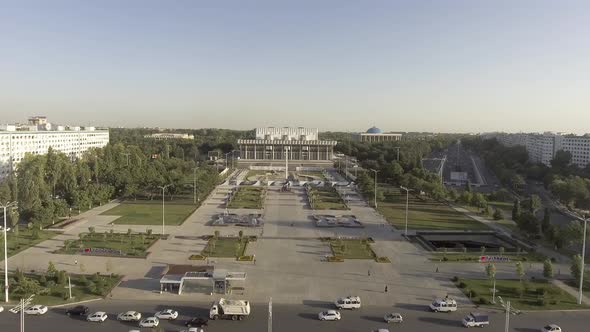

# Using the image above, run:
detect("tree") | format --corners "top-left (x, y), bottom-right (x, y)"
top-left (543, 259), bottom-right (554, 279)
top-left (542, 208), bottom-right (551, 234)
top-left (512, 199), bottom-right (521, 221)
top-left (46, 261), bottom-right (57, 279)
top-left (515, 261), bottom-right (525, 282)
top-left (529, 194), bottom-right (541, 213)
top-left (471, 193), bottom-right (487, 209)
top-left (511, 174), bottom-right (526, 192)
top-left (571, 254), bottom-right (584, 287)
top-left (214, 230), bottom-right (220, 239)
top-left (465, 180), bottom-right (472, 193)
top-left (499, 246), bottom-right (505, 256)
top-left (12, 276), bottom-right (42, 296)
top-left (493, 209), bottom-right (504, 220)
top-left (551, 150), bottom-right (572, 169)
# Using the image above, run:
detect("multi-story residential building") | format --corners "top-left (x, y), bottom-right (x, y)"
top-left (487, 132), bottom-right (590, 168)
top-left (0, 118), bottom-right (109, 177)
top-left (145, 133), bottom-right (194, 140)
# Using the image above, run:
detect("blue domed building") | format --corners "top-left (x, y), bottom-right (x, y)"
top-left (353, 127), bottom-right (402, 142)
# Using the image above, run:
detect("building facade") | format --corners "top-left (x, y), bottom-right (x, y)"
top-left (0, 120), bottom-right (109, 177)
top-left (238, 127), bottom-right (336, 162)
top-left (353, 127), bottom-right (402, 142)
top-left (487, 132), bottom-right (590, 168)
top-left (145, 133), bottom-right (194, 140)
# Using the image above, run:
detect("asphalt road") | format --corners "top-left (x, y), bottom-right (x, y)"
top-left (1, 299), bottom-right (589, 332)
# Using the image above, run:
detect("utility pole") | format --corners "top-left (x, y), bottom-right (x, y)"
top-left (504, 300), bottom-right (510, 332)
top-left (193, 166), bottom-right (199, 205)
top-left (268, 297), bottom-right (272, 332)
top-left (68, 275), bottom-right (72, 299)
top-left (370, 169), bottom-right (379, 208)
top-left (579, 215), bottom-right (587, 305)
top-left (400, 187), bottom-right (410, 236)
top-left (158, 185), bottom-right (170, 235)
top-left (2, 201), bottom-right (17, 303)
top-left (285, 147), bottom-right (289, 180)
top-left (394, 147), bottom-right (400, 161)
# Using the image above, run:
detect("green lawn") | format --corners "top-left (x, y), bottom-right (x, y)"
top-left (378, 189), bottom-right (488, 231)
top-left (328, 239), bottom-right (376, 259)
top-left (227, 186), bottom-right (265, 209)
top-left (0, 227), bottom-right (56, 258)
top-left (202, 237), bottom-right (248, 257)
top-left (5, 273), bottom-right (121, 306)
top-left (309, 187), bottom-right (348, 210)
top-left (455, 278), bottom-right (588, 310)
top-left (55, 231), bottom-right (160, 257)
top-left (102, 200), bottom-right (196, 225)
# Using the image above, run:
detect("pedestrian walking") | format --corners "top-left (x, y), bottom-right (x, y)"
top-left (436, 266), bottom-right (439, 273)
top-left (384, 285), bottom-right (388, 293)
top-left (368, 269), bottom-right (371, 277)
top-left (74, 260), bottom-right (78, 265)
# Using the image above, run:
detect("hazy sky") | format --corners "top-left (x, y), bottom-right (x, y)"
top-left (1, 0), bottom-right (588, 133)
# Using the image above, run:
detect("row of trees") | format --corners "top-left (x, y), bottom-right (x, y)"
top-left (0, 139), bottom-right (222, 228)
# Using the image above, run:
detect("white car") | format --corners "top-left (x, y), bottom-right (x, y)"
top-left (24, 305), bottom-right (48, 315)
top-left (87, 311), bottom-right (108, 322)
top-left (318, 310), bottom-right (341, 321)
top-left (139, 316), bottom-right (160, 328)
top-left (180, 329), bottom-right (205, 332)
top-left (155, 309), bottom-right (178, 320)
top-left (429, 298), bottom-right (457, 312)
top-left (118, 311), bottom-right (142, 322)
top-left (334, 296), bottom-right (361, 309)
top-left (371, 330), bottom-right (390, 332)
top-left (0, 306), bottom-right (4, 313)
top-left (0, 226), bottom-right (10, 232)
top-left (542, 324), bottom-right (562, 332)
top-left (384, 312), bottom-right (403, 323)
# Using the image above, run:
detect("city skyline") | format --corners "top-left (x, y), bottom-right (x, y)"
top-left (1, 0), bottom-right (589, 134)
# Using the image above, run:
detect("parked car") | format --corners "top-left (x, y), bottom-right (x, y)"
top-left (24, 305), bottom-right (48, 315)
top-left (139, 317), bottom-right (160, 328)
top-left (0, 306), bottom-right (4, 313)
top-left (384, 312), bottom-right (403, 323)
top-left (185, 316), bottom-right (209, 327)
top-left (180, 329), bottom-right (205, 332)
top-left (334, 296), bottom-right (361, 309)
top-left (155, 309), bottom-right (178, 320)
top-left (429, 298), bottom-right (457, 312)
top-left (318, 310), bottom-right (341, 321)
top-left (542, 324), bottom-right (562, 332)
top-left (87, 312), bottom-right (108, 322)
top-left (370, 330), bottom-right (390, 332)
top-left (66, 305), bottom-right (89, 316)
top-left (117, 311), bottom-right (142, 322)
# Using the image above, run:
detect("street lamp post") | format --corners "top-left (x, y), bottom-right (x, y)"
top-left (369, 169), bottom-right (379, 208)
top-left (193, 166), bottom-right (199, 205)
top-left (158, 185), bottom-right (170, 235)
top-left (579, 215), bottom-right (587, 305)
top-left (225, 152), bottom-right (231, 169)
top-left (400, 186), bottom-right (411, 236)
top-left (2, 201), bottom-right (17, 303)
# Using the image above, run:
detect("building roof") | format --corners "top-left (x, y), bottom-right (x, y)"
top-left (366, 126), bottom-right (382, 134)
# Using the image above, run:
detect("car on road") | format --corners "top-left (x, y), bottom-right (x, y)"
top-left (66, 305), bottom-right (89, 316)
top-left (370, 329), bottom-right (390, 332)
top-left (24, 305), bottom-right (48, 315)
top-left (117, 311), bottom-right (142, 322)
top-left (542, 324), bottom-right (562, 332)
top-left (462, 312), bottom-right (489, 328)
top-left (87, 311), bottom-right (108, 322)
top-left (429, 298), bottom-right (457, 312)
top-left (318, 310), bottom-right (341, 321)
top-left (180, 328), bottom-right (205, 332)
top-left (185, 316), bottom-right (209, 327)
top-left (384, 313), bottom-right (403, 323)
top-left (0, 306), bottom-right (4, 313)
top-left (139, 316), bottom-right (159, 328)
top-left (334, 295), bottom-right (361, 309)
top-left (155, 308), bottom-right (178, 320)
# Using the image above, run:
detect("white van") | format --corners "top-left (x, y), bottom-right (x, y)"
top-left (334, 296), bottom-right (361, 309)
top-left (429, 298), bottom-right (457, 312)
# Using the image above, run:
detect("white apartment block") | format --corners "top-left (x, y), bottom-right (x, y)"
top-left (145, 133), bottom-right (194, 140)
top-left (488, 132), bottom-right (590, 168)
top-left (0, 121), bottom-right (109, 177)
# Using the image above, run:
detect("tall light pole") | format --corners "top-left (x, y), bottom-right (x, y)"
top-left (225, 152), bottom-right (232, 169)
top-left (394, 147), bottom-right (400, 161)
top-left (2, 201), bottom-right (17, 303)
top-left (158, 185), bottom-right (170, 235)
top-left (400, 186), bottom-right (411, 236)
top-left (370, 169), bottom-right (379, 208)
top-left (579, 215), bottom-right (587, 305)
top-left (198, 166), bottom-right (202, 205)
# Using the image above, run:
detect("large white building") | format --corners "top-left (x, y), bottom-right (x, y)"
top-left (486, 132), bottom-right (590, 168)
top-left (0, 118), bottom-right (109, 177)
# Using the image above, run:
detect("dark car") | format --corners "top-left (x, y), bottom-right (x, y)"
top-left (185, 317), bottom-right (208, 327)
top-left (66, 305), bottom-right (89, 316)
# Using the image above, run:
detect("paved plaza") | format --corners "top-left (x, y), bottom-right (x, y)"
top-left (2, 169), bottom-right (559, 307)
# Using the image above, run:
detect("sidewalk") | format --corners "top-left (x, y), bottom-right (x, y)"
top-left (552, 279), bottom-right (590, 305)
